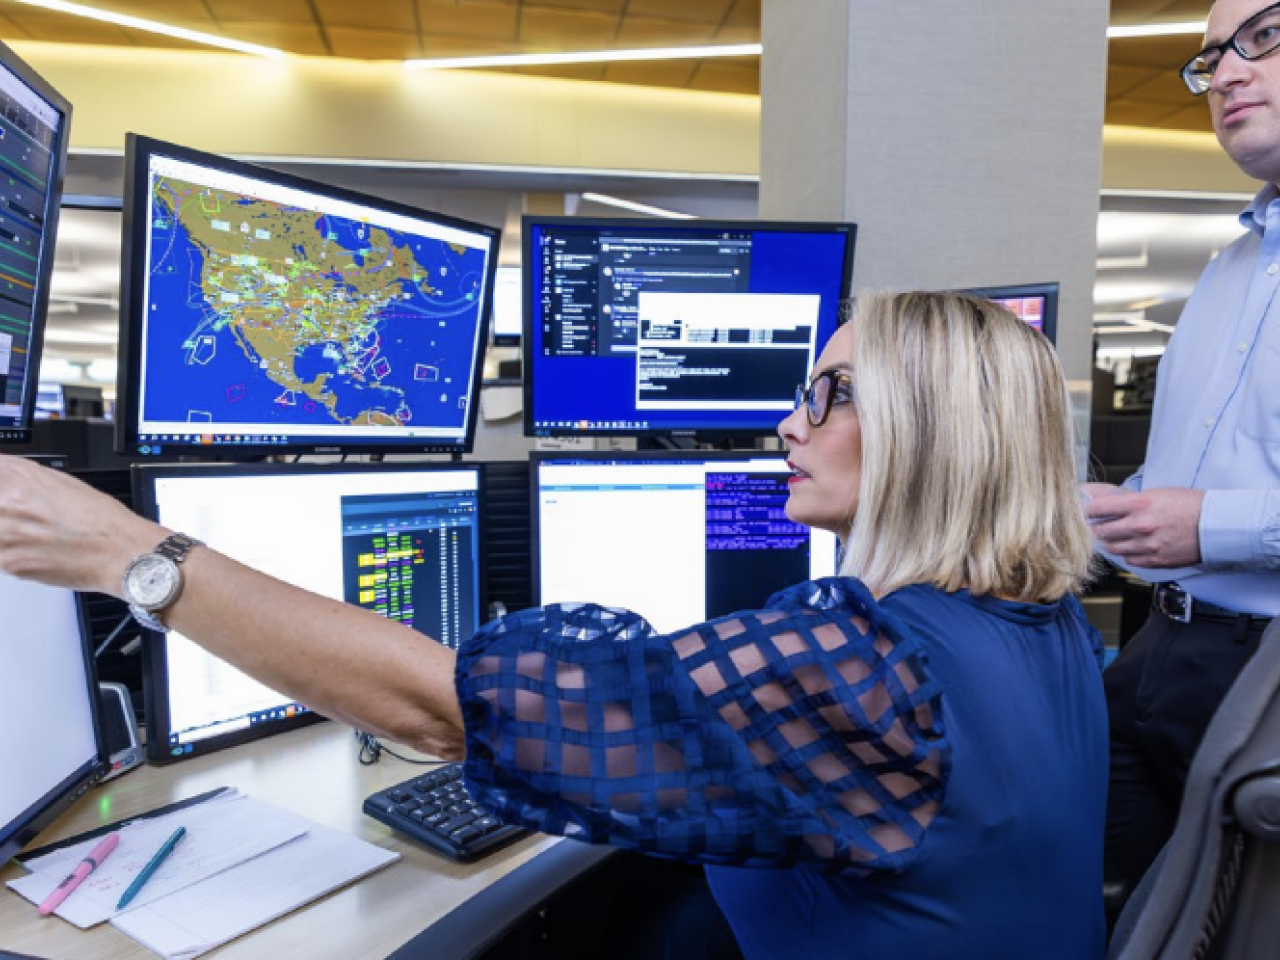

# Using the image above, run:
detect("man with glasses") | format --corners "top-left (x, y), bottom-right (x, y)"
top-left (1084, 0), bottom-right (1280, 925)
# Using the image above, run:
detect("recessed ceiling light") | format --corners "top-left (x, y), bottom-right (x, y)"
top-left (578, 192), bottom-right (696, 219)
top-left (1107, 22), bottom-right (1205, 39)
top-left (9, 0), bottom-right (285, 58)
top-left (404, 44), bottom-right (763, 71)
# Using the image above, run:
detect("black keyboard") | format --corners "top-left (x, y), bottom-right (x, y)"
top-left (363, 763), bottom-right (529, 862)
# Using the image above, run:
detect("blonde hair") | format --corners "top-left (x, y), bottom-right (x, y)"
top-left (836, 291), bottom-right (1093, 602)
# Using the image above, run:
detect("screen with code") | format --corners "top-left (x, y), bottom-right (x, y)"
top-left (523, 217), bottom-right (856, 439)
top-left (534, 452), bottom-right (837, 634)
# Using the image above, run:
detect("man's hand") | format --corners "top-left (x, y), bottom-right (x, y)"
top-left (0, 454), bottom-right (160, 593)
top-left (1083, 486), bottom-right (1205, 568)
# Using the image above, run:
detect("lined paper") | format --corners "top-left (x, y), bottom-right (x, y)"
top-left (8, 791), bottom-right (398, 958)
top-left (8, 791), bottom-right (305, 927)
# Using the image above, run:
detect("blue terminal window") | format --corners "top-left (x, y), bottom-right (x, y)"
top-left (534, 452), bottom-right (839, 634)
top-left (523, 217), bottom-right (856, 439)
top-left (117, 135), bottom-right (500, 458)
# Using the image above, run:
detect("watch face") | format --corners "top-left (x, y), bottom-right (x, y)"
top-left (127, 555), bottom-right (180, 609)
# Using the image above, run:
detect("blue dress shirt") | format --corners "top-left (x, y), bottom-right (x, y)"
top-left (1121, 184), bottom-right (1280, 616)
top-left (456, 578), bottom-right (1107, 960)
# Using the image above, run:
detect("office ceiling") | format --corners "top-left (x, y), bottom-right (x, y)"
top-left (9, 0), bottom-right (1244, 377)
top-left (0, 0), bottom-right (1215, 132)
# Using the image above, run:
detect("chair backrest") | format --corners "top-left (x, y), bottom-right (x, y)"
top-left (1109, 616), bottom-right (1280, 960)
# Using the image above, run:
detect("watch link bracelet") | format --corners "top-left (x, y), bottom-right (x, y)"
top-left (120, 532), bottom-right (204, 633)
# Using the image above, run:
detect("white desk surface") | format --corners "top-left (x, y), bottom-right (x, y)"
top-left (0, 723), bottom-right (560, 960)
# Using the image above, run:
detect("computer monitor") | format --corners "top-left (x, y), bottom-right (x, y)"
top-left (0, 40), bottom-right (72, 446)
top-left (116, 135), bottom-right (501, 459)
top-left (523, 217), bottom-right (857, 440)
top-left (533, 452), bottom-right (839, 634)
top-left (133, 462), bottom-right (486, 762)
top-left (1, 569), bottom-right (110, 862)
top-left (34, 382), bottom-right (65, 419)
top-left (965, 281), bottom-right (1059, 343)
top-left (61, 383), bottom-right (104, 419)
top-left (491, 265), bottom-right (522, 346)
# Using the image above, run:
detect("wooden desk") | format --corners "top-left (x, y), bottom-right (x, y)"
top-left (0, 723), bottom-right (565, 960)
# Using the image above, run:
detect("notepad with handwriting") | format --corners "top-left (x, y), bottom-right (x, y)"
top-left (7, 790), bottom-right (398, 959)
top-left (9, 791), bottom-right (306, 927)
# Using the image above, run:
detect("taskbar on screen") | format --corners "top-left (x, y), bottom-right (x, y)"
top-left (531, 419), bottom-right (781, 435)
top-left (131, 432), bottom-right (466, 456)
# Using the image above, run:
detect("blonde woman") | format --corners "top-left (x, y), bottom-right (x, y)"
top-left (0, 291), bottom-right (1105, 960)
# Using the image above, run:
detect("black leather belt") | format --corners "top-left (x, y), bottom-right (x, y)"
top-left (1152, 583), bottom-right (1271, 626)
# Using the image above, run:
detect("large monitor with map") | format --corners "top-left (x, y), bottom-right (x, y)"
top-left (116, 135), bottom-right (501, 458)
top-left (133, 461), bottom-right (485, 762)
top-left (0, 40), bottom-right (71, 445)
top-left (523, 217), bottom-right (856, 440)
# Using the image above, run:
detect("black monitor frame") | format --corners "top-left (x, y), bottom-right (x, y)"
top-left (132, 460), bottom-right (489, 764)
top-left (521, 216), bottom-right (857, 442)
top-left (116, 134), bottom-right (501, 460)
top-left (0, 587), bottom-right (110, 862)
top-left (0, 39), bottom-right (72, 446)
top-left (964, 281), bottom-right (1060, 344)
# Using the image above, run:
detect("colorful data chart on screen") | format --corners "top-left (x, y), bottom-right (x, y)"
top-left (137, 155), bottom-right (492, 444)
top-left (991, 295), bottom-right (1045, 332)
top-left (0, 61), bottom-right (60, 425)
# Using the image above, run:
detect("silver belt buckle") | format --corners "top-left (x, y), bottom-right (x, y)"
top-left (1160, 585), bottom-right (1193, 623)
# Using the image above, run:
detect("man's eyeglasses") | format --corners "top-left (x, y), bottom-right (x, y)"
top-left (1180, 1), bottom-right (1280, 95)
top-left (794, 369), bottom-right (854, 428)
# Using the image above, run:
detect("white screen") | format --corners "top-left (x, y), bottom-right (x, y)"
top-left (0, 571), bottom-right (98, 838)
top-left (537, 458), bottom-right (837, 634)
top-left (492, 265), bottom-right (522, 340)
top-left (149, 468), bottom-right (480, 751)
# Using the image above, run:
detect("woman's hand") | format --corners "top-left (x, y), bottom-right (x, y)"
top-left (0, 454), bottom-right (161, 594)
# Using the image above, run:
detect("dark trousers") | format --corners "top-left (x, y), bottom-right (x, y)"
top-left (1103, 609), bottom-right (1266, 928)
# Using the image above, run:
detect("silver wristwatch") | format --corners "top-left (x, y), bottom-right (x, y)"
top-left (121, 533), bottom-right (203, 633)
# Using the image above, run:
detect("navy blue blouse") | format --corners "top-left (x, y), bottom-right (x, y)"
top-left (456, 578), bottom-right (1107, 959)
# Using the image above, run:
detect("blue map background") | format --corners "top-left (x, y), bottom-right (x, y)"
top-left (141, 187), bottom-right (489, 437)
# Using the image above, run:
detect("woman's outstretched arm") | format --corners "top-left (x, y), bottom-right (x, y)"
top-left (0, 454), bottom-right (466, 758)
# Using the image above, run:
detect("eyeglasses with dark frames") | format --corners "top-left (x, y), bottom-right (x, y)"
top-left (794, 369), bottom-right (854, 428)
top-left (1180, 1), bottom-right (1280, 95)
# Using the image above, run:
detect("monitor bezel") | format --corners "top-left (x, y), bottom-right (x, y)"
top-left (0, 587), bottom-right (110, 862)
top-left (115, 134), bottom-right (501, 460)
top-left (131, 460), bottom-right (490, 764)
top-left (963, 280), bottom-right (1060, 345)
top-left (529, 448), bottom-right (810, 607)
top-left (520, 216), bottom-right (857, 441)
top-left (0, 39), bottom-right (72, 447)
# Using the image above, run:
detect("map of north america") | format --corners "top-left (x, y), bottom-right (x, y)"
top-left (143, 176), bottom-right (486, 433)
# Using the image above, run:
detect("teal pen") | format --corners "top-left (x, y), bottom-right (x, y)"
top-left (116, 826), bottom-right (186, 910)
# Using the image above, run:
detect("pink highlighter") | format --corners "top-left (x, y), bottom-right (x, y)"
top-left (37, 833), bottom-right (120, 916)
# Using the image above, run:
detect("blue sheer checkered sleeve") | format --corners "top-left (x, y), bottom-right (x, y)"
top-left (456, 577), bottom-right (949, 871)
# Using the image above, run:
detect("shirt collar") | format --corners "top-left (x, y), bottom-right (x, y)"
top-left (1240, 182), bottom-right (1280, 236)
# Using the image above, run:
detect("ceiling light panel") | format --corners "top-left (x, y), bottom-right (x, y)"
top-left (9, 0), bottom-right (286, 57)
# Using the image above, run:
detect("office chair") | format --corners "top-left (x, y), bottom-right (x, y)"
top-left (1109, 616), bottom-right (1280, 960)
